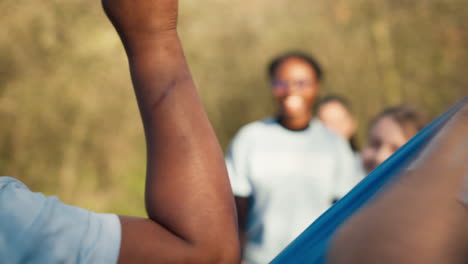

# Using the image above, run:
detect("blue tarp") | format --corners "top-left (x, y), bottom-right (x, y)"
top-left (270, 98), bottom-right (467, 264)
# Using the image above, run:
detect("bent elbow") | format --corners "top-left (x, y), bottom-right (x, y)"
top-left (190, 237), bottom-right (241, 264)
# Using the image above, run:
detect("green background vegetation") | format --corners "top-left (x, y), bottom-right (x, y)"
top-left (0, 0), bottom-right (466, 216)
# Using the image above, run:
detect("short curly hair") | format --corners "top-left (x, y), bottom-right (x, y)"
top-left (268, 52), bottom-right (323, 82)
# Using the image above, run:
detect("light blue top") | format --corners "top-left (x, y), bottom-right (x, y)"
top-left (0, 176), bottom-right (121, 264)
top-left (226, 118), bottom-right (360, 264)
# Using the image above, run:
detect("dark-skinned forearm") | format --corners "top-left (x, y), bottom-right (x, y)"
top-left (125, 32), bottom-right (238, 260)
top-left (102, 0), bottom-right (240, 262)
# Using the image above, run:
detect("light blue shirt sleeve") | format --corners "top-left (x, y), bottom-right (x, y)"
top-left (0, 177), bottom-right (121, 264)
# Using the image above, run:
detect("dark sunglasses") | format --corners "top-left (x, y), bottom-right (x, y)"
top-left (271, 79), bottom-right (315, 92)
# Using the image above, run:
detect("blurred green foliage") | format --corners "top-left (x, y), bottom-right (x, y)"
top-left (0, 0), bottom-right (466, 216)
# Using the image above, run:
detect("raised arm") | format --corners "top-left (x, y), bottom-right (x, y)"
top-left (101, 0), bottom-right (239, 263)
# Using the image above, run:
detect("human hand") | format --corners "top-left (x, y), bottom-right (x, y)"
top-left (102, 0), bottom-right (178, 40)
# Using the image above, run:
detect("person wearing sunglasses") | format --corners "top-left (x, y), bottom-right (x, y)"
top-left (225, 52), bottom-right (360, 264)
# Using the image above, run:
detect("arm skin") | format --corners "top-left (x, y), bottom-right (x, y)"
top-left (235, 196), bottom-right (250, 259)
top-left (328, 103), bottom-right (468, 264)
top-left (101, 0), bottom-right (240, 263)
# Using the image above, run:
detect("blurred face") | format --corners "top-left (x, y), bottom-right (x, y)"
top-left (271, 58), bottom-right (319, 119)
top-left (318, 101), bottom-right (356, 140)
top-left (362, 116), bottom-right (409, 174)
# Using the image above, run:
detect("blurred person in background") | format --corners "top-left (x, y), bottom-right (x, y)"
top-left (329, 101), bottom-right (468, 264)
top-left (362, 105), bottom-right (428, 174)
top-left (225, 52), bottom-right (359, 264)
top-left (316, 95), bottom-right (359, 152)
top-left (315, 95), bottom-right (364, 178)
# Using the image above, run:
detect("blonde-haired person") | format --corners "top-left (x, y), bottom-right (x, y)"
top-left (362, 105), bottom-right (428, 174)
top-left (329, 101), bottom-right (468, 264)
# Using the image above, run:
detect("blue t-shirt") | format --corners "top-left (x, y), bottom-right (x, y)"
top-left (0, 177), bottom-right (121, 264)
top-left (226, 118), bottom-right (361, 264)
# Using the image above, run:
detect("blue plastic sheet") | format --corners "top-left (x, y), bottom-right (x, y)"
top-left (270, 98), bottom-right (467, 264)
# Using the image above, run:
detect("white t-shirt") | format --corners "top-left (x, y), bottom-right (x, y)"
top-left (0, 176), bottom-right (121, 264)
top-left (226, 118), bottom-right (360, 264)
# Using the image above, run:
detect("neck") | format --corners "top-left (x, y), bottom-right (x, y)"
top-left (278, 112), bottom-right (313, 131)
